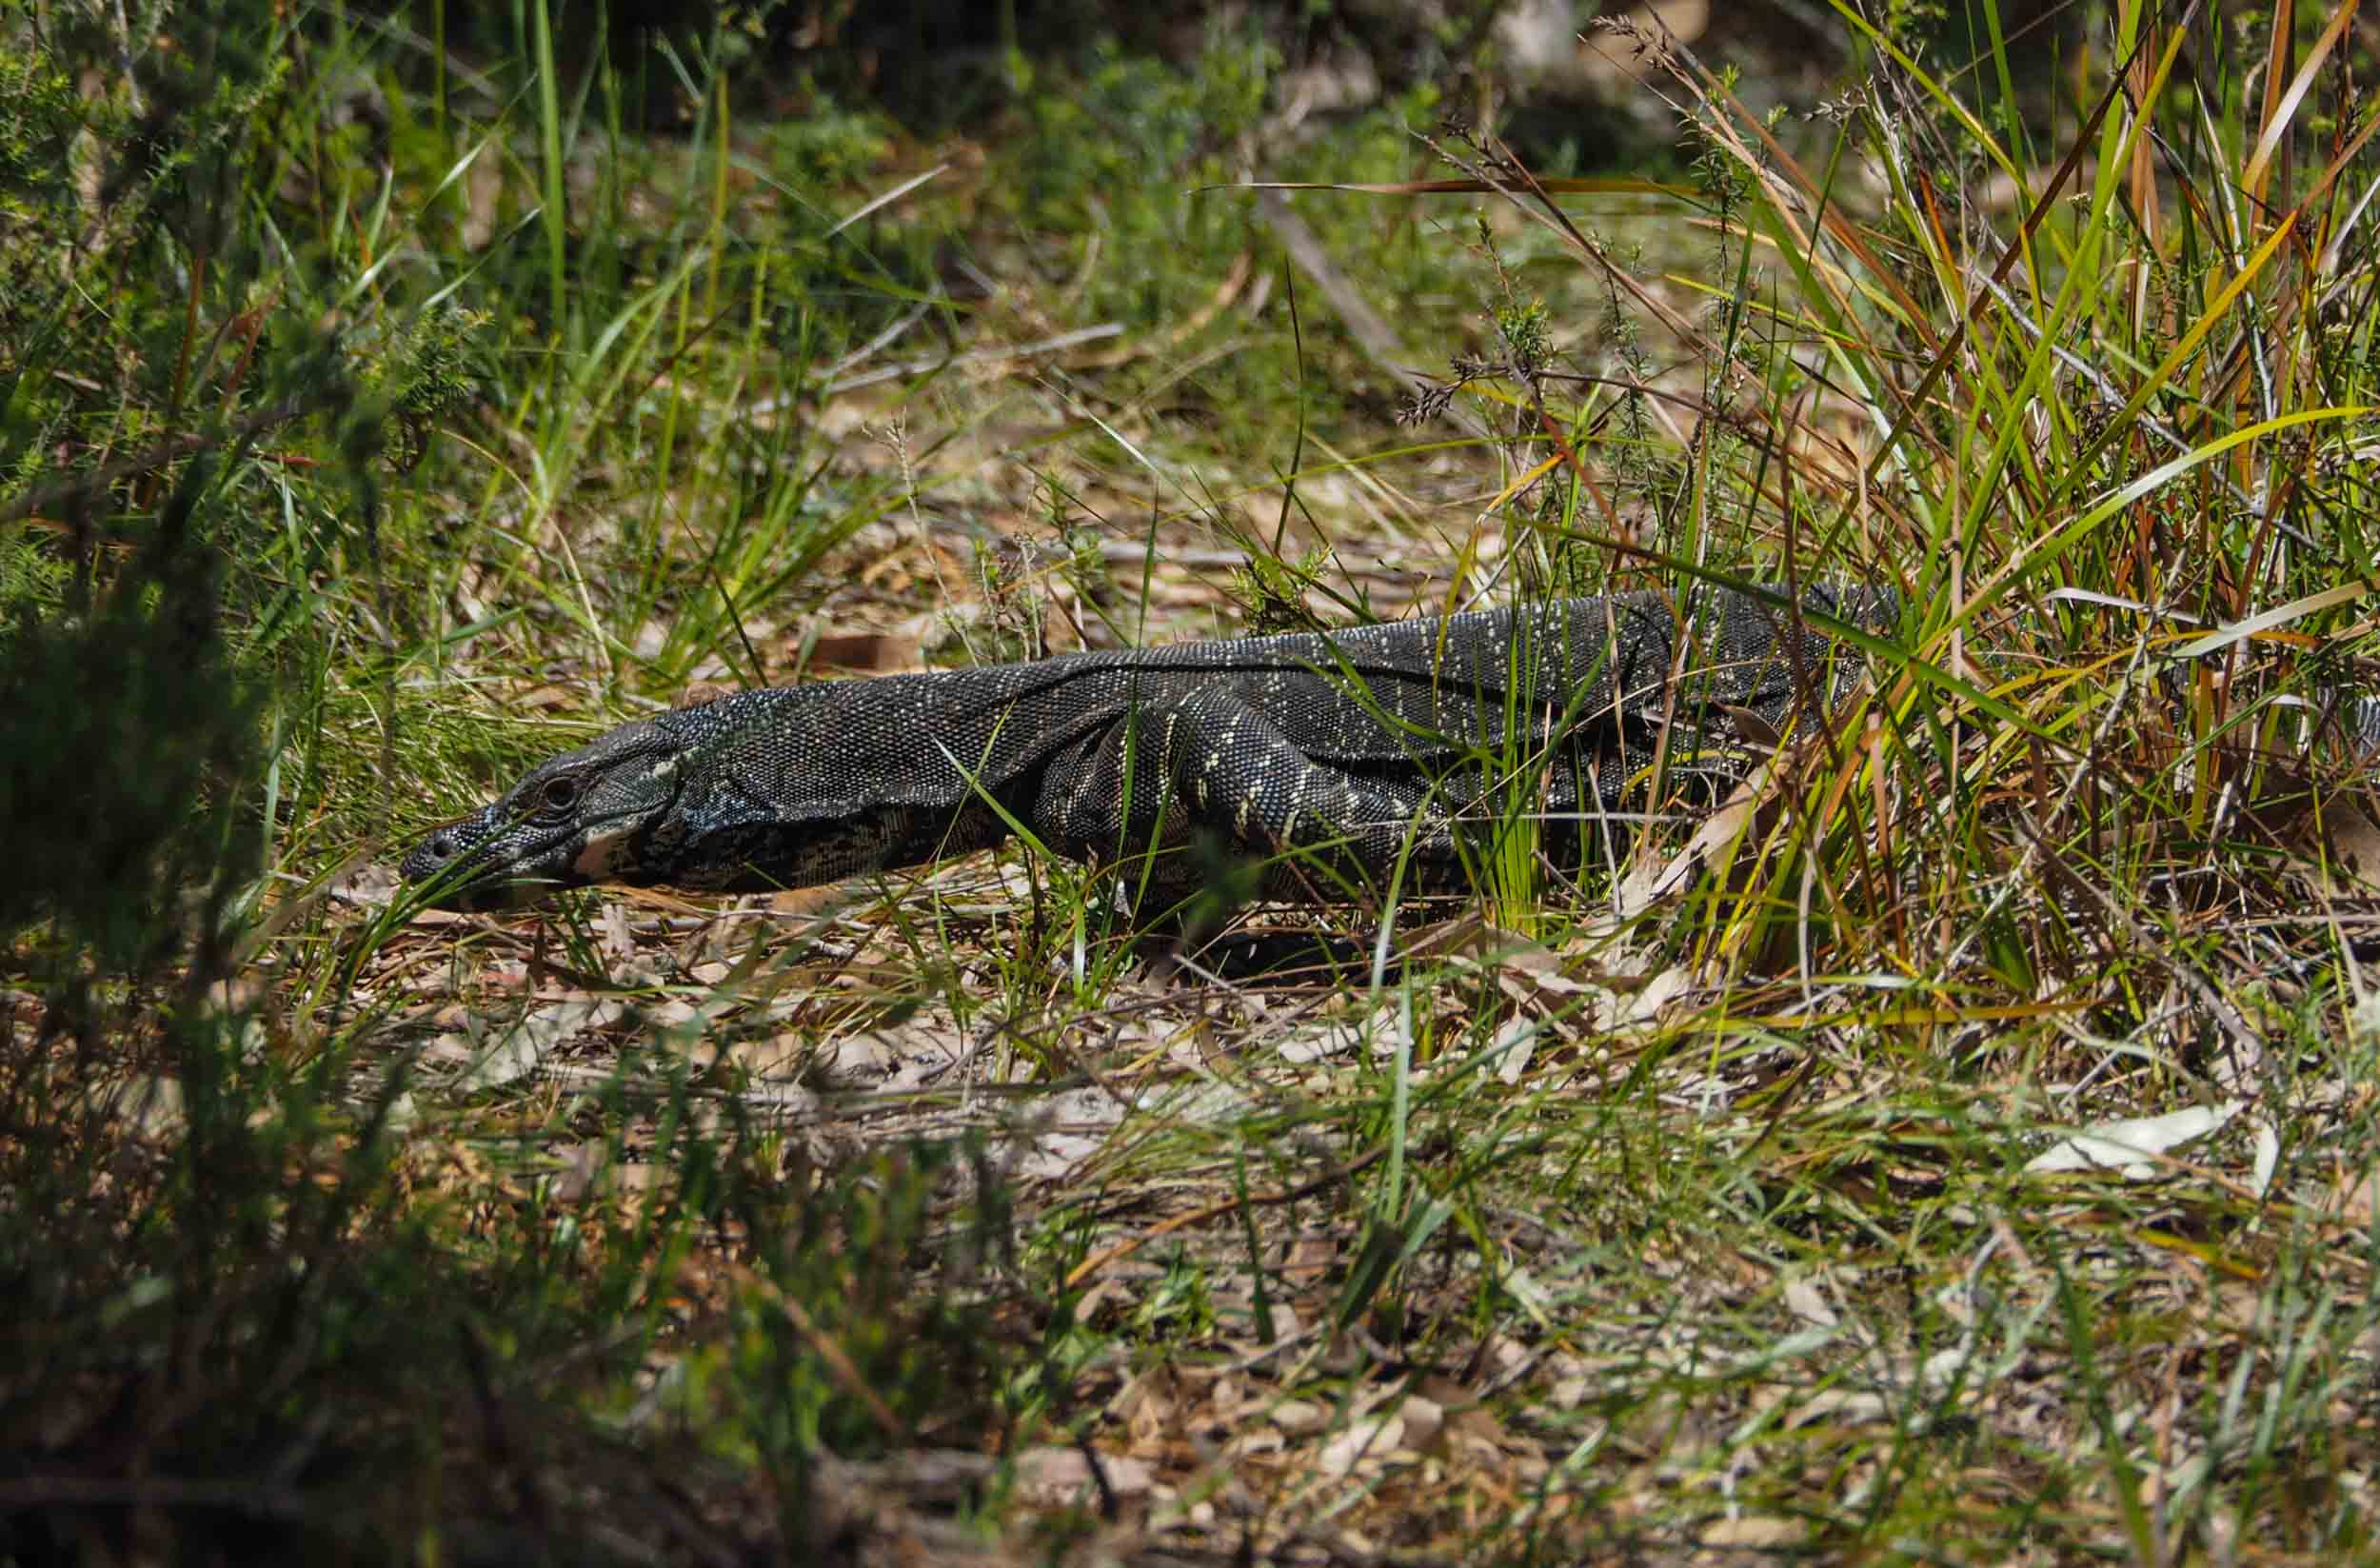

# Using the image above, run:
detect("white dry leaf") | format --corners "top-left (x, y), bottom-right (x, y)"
top-left (1616, 965), bottom-right (1691, 1033)
top-left (1780, 1387), bottom-right (1889, 1430)
top-left (596, 902), bottom-right (639, 963)
top-left (1478, 930), bottom-right (1600, 1004)
top-left (721, 1036), bottom-right (817, 1115)
top-left (1781, 1272), bottom-right (1838, 1329)
top-left (1141, 1078), bottom-right (1254, 1123)
top-left (1516, 961), bottom-right (1689, 1058)
top-left (1612, 767), bottom-right (1773, 919)
top-left (1005, 1085), bottom-right (1129, 1181)
top-left (329, 860), bottom-right (403, 907)
top-left (1011, 1445), bottom-right (1154, 1505)
top-left (643, 995), bottom-right (708, 1030)
top-left (2024, 1101), bottom-right (2244, 1181)
top-left (1918, 1344), bottom-right (1977, 1396)
top-left (1041, 1084), bottom-right (1129, 1129)
top-left (456, 999), bottom-right (624, 1092)
top-left (1397, 1394), bottom-right (1446, 1453)
top-left (813, 1020), bottom-right (959, 1091)
top-left (1606, 689), bottom-right (1876, 925)
top-left (1276, 1009), bottom-right (1385, 1065)
top-left (548, 1140), bottom-right (611, 1203)
top-left (105, 1074), bottom-right (187, 1138)
top-left (1235, 1427), bottom-right (1287, 1459)
top-left (1699, 1516), bottom-right (1804, 1550)
top-left (2250, 1118), bottom-right (2282, 1200)
top-left (1318, 1414), bottom-right (1402, 1479)
top-left (1489, 1016), bottom-right (1539, 1084)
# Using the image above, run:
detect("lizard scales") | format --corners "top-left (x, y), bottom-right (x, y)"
top-left (399, 586), bottom-right (1892, 911)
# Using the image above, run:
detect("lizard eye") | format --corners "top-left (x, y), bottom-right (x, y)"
top-left (537, 775), bottom-right (582, 814)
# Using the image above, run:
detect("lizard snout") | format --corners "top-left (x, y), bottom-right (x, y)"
top-left (398, 804), bottom-right (522, 908)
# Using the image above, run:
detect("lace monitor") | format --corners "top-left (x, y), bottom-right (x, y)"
top-left (400, 585), bottom-right (1896, 912)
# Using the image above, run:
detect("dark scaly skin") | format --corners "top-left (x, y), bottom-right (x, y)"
top-left (399, 586), bottom-right (1896, 911)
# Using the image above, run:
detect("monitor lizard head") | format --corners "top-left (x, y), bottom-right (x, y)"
top-left (399, 715), bottom-right (690, 910)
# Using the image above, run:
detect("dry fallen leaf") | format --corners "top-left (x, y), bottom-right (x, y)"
top-left (450, 999), bottom-right (625, 1092)
top-left (1700, 1515), bottom-right (1806, 1550)
top-left (2024, 1102), bottom-right (2243, 1181)
top-left (1282, 1228), bottom-right (1338, 1292)
top-left (2249, 1117), bottom-right (2281, 1199)
top-left (1318, 1414), bottom-right (1401, 1479)
top-left (1012, 1444), bottom-right (1154, 1506)
top-left (98, 1073), bottom-right (186, 1139)
top-left (1612, 774), bottom-right (1768, 918)
top-left (1488, 1016), bottom-right (1539, 1085)
top-left (1397, 1394), bottom-right (1446, 1453)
